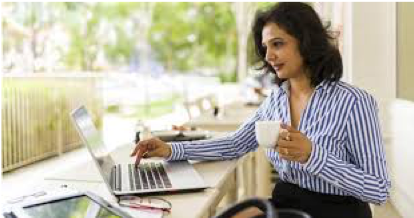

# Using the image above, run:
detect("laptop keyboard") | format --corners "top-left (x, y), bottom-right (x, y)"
top-left (111, 163), bottom-right (172, 191)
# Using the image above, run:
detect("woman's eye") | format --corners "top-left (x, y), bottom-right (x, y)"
top-left (273, 41), bottom-right (284, 48)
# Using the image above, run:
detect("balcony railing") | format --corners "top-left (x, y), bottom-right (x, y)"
top-left (2, 74), bottom-right (103, 172)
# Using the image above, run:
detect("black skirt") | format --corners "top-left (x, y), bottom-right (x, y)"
top-left (269, 181), bottom-right (372, 218)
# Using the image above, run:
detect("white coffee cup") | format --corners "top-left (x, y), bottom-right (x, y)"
top-left (255, 121), bottom-right (281, 148)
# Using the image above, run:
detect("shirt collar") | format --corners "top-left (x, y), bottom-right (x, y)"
top-left (315, 80), bottom-right (335, 94)
top-left (279, 79), bottom-right (335, 95)
top-left (279, 80), bottom-right (290, 94)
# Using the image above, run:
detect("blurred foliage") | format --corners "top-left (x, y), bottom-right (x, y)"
top-left (2, 2), bottom-right (277, 77)
top-left (218, 71), bottom-right (238, 83)
top-left (131, 94), bottom-right (182, 119)
top-left (149, 2), bottom-right (237, 73)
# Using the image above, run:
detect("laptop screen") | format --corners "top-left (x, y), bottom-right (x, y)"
top-left (71, 106), bottom-right (114, 186)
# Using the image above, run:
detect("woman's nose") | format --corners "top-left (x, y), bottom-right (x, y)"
top-left (265, 49), bottom-right (276, 63)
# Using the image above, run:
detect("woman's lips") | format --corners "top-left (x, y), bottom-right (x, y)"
top-left (273, 64), bottom-right (284, 71)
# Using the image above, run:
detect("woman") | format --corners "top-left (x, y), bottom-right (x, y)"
top-left (131, 3), bottom-right (390, 218)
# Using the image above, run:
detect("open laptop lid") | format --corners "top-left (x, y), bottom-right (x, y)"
top-left (70, 106), bottom-right (116, 195)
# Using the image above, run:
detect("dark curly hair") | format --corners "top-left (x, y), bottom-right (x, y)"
top-left (252, 2), bottom-right (342, 87)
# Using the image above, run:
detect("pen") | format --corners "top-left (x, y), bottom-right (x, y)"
top-left (120, 202), bottom-right (171, 212)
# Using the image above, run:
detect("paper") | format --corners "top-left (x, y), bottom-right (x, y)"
top-left (122, 207), bottom-right (164, 218)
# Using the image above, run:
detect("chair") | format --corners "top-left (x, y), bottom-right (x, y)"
top-left (214, 198), bottom-right (311, 218)
top-left (183, 94), bottom-right (217, 119)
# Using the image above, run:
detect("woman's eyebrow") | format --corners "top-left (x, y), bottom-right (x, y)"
top-left (262, 37), bottom-right (284, 46)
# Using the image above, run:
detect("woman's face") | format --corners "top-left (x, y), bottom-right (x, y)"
top-left (262, 22), bottom-right (305, 80)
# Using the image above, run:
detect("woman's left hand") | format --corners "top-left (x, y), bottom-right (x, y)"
top-left (277, 124), bottom-right (312, 164)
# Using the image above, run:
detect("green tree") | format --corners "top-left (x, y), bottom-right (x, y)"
top-left (149, 2), bottom-right (237, 75)
top-left (3, 2), bottom-right (274, 76)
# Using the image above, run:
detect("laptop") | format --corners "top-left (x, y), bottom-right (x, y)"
top-left (70, 105), bottom-right (207, 196)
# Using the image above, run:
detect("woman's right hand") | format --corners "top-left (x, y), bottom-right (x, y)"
top-left (172, 125), bottom-right (190, 131)
top-left (130, 137), bottom-right (172, 166)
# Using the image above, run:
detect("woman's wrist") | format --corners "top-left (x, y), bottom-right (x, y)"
top-left (165, 144), bottom-right (172, 158)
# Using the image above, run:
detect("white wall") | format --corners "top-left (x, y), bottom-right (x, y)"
top-left (381, 100), bottom-right (414, 218)
top-left (345, 3), bottom-right (414, 218)
top-left (344, 2), bottom-right (396, 101)
top-left (397, 3), bottom-right (414, 102)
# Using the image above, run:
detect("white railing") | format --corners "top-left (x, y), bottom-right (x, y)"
top-left (2, 74), bottom-right (103, 172)
top-left (1, 73), bottom-right (222, 172)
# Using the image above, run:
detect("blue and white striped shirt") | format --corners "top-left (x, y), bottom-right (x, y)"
top-left (169, 80), bottom-right (391, 204)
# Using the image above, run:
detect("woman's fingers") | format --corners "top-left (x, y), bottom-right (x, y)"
top-left (276, 146), bottom-right (300, 156)
top-left (132, 138), bottom-right (171, 165)
top-left (279, 152), bottom-right (300, 161)
top-left (279, 128), bottom-right (302, 142)
top-left (134, 142), bottom-right (148, 166)
top-left (133, 138), bottom-right (156, 165)
top-left (277, 125), bottom-right (313, 164)
top-left (279, 129), bottom-right (289, 141)
top-left (280, 123), bottom-right (301, 133)
top-left (130, 142), bottom-right (141, 156)
top-left (277, 138), bottom-right (300, 149)
top-left (145, 149), bottom-right (161, 158)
